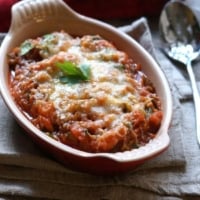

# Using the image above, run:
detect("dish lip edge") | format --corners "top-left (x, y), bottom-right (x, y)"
top-left (0, 0), bottom-right (172, 163)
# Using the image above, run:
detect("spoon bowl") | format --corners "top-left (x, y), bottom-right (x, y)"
top-left (159, 1), bottom-right (200, 50)
top-left (159, 1), bottom-right (200, 145)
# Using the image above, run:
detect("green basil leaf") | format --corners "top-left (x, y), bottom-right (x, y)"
top-left (20, 40), bottom-right (34, 56)
top-left (43, 34), bottom-right (55, 42)
top-left (56, 61), bottom-right (82, 76)
top-left (59, 76), bottom-right (81, 84)
top-left (79, 63), bottom-right (91, 80)
top-left (113, 64), bottom-right (124, 70)
top-left (56, 61), bottom-right (91, 83)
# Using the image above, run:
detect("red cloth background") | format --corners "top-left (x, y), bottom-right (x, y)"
top-left (65, 0), bottom-right (168, 19)
top-left (0, 0), bottom-right (168, 32)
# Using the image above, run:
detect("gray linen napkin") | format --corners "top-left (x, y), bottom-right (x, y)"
top-left (0, 16), bottom-right (187, 199)
top-left (128, 1), bottom-right (200, 198)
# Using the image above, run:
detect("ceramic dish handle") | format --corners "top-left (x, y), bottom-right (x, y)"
top-left (9, 0), bottom-right (78, 33)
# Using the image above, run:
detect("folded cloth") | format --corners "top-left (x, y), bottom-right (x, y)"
top-left (0, 15), bottom-right (188, 199)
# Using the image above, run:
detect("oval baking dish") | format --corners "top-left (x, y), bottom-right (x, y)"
top-left (0, 0), bottom-right (172, 174)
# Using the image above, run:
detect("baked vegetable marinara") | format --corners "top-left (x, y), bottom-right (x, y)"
top-left (8, 31), bottom-right (162, 153)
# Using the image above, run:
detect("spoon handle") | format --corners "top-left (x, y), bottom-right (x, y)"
top-left (187, 61), bottom-right (200, 145)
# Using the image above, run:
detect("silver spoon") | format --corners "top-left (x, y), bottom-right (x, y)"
top-left (159, 1), bottom-right (200, 145)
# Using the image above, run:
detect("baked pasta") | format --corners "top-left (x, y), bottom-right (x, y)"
top-left (8, 31), bottom-right (162, 153)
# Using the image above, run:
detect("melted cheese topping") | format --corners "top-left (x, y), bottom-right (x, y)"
top-left (9, 31), bottom-right (162, 153)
